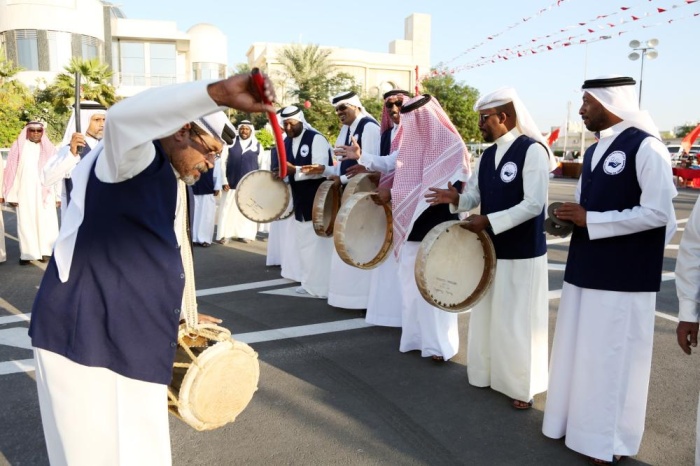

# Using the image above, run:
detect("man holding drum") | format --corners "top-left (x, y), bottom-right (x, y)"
top-left (543, 76), bottom-right (676, 465)
top-left (426, 87), bottom-right (552, 410)
top-left (28, 74), bottom-right (276, 465)
top-left (279, 105), bottom-right (335, 297)
top-left (340, 94), bottom-right (470, 362)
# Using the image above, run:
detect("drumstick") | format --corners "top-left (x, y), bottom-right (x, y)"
top-left (250, 68), bottom-right (287, 179)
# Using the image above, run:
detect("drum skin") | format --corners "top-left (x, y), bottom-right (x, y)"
top-left (312, 179), bottom-right (341, 237)
top-left (334, 192), bottom-right (392, 269)
top-left (415, 220), bottom-right (497, 313)
top-left (235, 170), bottom-right (290, 223)
top-left (168, 325), bottom-right (260, 431)
top-left (341, 173), bottom-right (378, 205)
top-left (277, 184), bottom-right (294, 220)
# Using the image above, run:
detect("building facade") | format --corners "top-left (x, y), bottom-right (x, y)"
top-left (0, 0), bottom-right (227, 97)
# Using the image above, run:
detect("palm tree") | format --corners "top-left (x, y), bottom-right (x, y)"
top-left (0, 46), bottom-right (23, 86)
top-left (50, 57), bottom-right (117, 112)
top-left (275, 44), bottom-right (334, 101)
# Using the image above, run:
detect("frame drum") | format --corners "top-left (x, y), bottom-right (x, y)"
top-left (341, 172), bottom-right (378, 205)
top-left (278, 183), bottom-right (294, 220)
top-left (334, 192), bottom-right (392, 269)
top-left (235, 170), bottom-right (290, 223)
top-left (415, 220), bottom-right (497, 313)
top-left (312, 179), bottom-right (341, 237)
top-left (168, 324), bottom-right (260, 431)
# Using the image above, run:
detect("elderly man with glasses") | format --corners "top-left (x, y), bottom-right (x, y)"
top-left (3, 121), bottom-right (59, 265)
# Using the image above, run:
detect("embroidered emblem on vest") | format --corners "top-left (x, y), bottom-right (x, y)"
top-left (603, 151), bottom-right (626, 175)
top-left (300, 144), bottom-right (310, 157)
top-left (500, 162), bottom-right (518, 183)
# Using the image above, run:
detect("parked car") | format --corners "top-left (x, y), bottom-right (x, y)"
top-left (668, 144), bottom-right (700, 162)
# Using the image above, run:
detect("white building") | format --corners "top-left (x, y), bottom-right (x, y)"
top-left (246, 13), bottom-right (431, 100)
top-left (0, 0), bottom-right (228, 97)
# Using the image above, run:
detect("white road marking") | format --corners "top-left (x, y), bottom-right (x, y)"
top-left (0, 313), bottom-right (31, 325)
top-left (196, 278), bottom-right (295, 297)
top-left (0, 328), bottom-right (32, 350)
top-left (234, 318), bottom-right (373, 344)
top-left (259, 286), bottom-right (327, 299)
top-left (0, 359), bottom-right (34, 376)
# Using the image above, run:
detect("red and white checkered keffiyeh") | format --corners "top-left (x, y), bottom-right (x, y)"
top-left (3, 125), bottom-right (56, 205)
top-left (390, 95), bottom-right (470, 258)
top-left (378, 92), bottom-right (411, 189)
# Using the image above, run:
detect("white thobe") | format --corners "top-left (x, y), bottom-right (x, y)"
top-left (0, 157), bottom-right (6, 262)
top-left (325, 119), bottom-right (380, 309)
top-left (452, 128), bottom-right (550, 401)
top-left (675, 196), bottom-right (700, 466)
top-left (36, 79), bottom-right (221, 466)
top-left (542, 121), bottom-right (677, 461)
top-left (291, 129), bottom-right (334, 297)
top-left (193, 158), bottom-right (221, 244)
top-left (6, 142), bottom-right (59, 261)
top-left (42, 136), bottom-right (99, 220)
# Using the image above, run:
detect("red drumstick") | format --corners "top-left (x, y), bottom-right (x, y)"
top-left (251, 68), bottom-right (287, 179)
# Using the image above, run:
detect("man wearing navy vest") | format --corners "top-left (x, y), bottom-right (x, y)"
top-left (427, 87), bottom-right (552, 409)
top-left (543, 76), bottom-right (677, 465)
top-left (279, 105), bottom-right (334, 297)
top-left (28, 75), bottom-right (276, 466)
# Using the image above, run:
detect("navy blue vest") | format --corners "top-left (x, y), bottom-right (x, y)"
top-left (191, 167), bottom-right (215, 195)
top-left (287, 129), bottom-right (332, 222)
top-left (564, 127), bottom-right (666, 292)
top-left (406, 185), bottom-right (462, 242)
top-left (225, 138), bottom-right (260, 189)
top-left (339, 117), bottom-right (378, 176)
top-left (478, 135), bottom-right (546, 259)
top-left (29, 142), bottom-right (186, 385)
top-left (270, 146), bottom-right (281, 172)
top-left (380, 128), bottom-right (392, 156)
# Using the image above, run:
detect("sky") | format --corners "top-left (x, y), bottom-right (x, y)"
top-left (113, 0), bottom-right (699, 135)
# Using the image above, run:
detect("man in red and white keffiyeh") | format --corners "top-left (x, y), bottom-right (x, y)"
top-left (341, 93), bottom-right (470, 362)
top-left (3, 121), bottom-right (59, 265)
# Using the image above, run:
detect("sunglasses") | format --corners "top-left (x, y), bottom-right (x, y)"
top-left (385, 100), bottom-right (403, 109)
top-left (335, 104), bottom-right (351, 112)
top-left (27, 128), bottom-right (44, 133)
top-left (478, 112), bottom-right (500, 124)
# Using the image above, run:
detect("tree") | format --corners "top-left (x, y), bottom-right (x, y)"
top-left (675, 123), bottom-right (700, 139)
top-left (48, 57), bottom-right (118, 113)
top-left (421, 69), bottom-right (481, 144)
top-left (0, 45), bottom-right (23, 86)
top-left (276, 44), bottom-right (334, 102)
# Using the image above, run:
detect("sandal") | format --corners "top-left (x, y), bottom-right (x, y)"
top-left (431, 355), bottom-right (447, 362)
top-left (588, 455), bottom-right (627, 465)
top-left (511, 399), bottom-right (534, 410)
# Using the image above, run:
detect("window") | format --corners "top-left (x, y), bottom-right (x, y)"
top-left (119, 41), bottom-right (145, 86)
top-left (149, 43), bottom-right (176, 85)
top-left (192, 62), bottom-right (225, 80)
top-left (15, 30), bottom-right (39, 70)
top-left (81, 35), bottom-right (100, 60)
top-left (47, 31), bottom-right (72, 72)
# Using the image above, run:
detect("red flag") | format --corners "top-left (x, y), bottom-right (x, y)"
top-left (548, 128), bottom-right (561, 147)
top-left (657, 7), bottom-right (666, 12)
top-left (621, 6), bottom-right (630, 10)
top-left (681, 124), bottom-right (700, 153)
top-left (632, 16), bottom-right (640, 20)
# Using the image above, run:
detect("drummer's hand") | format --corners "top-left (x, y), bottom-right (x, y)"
top-left (198, 313), bottom-right (223, 324)
top-left (335, 136), bottom-right (361, 161)
top-left (301, 164), bottom-right (325, 175)
top-left (213, 190), bottom-right (220, 197)
top-left (222, 184), bottom-right (230, 192)
top-left (367, 171), bottom-right (381, 185)
top-left (461, 214), bottom-right (490, 233)
top-left (345, 164), bottom-right (367, 178)
top-left (554, 202), bottom-right (586, 227)
top-left (371, 187), bottom-right (391, 206)
top-left (425, 182), bottom-right (459, 206)
top-left (207, 73), bottom-right (276, 114)
top-left (286, 162), bottom-right (297, 175)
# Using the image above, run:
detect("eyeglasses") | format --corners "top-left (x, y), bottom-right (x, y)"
top-left (478, 112), bottom-right (500, 124)
top-left (385, 100), bottom-right (403, 109)
top-left (335, 104), bottom-right (351, 112)
top-left (191, 131), bottom-right (221, 162)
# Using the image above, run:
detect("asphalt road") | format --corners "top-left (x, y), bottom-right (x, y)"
top-left (0, 178), bottom-right (698, 466)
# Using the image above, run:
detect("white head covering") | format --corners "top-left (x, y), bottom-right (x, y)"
top-left (279, 105), bottom-right (322, 134)
top-left (194, 111), bottom-right (236, 145)
top-left (581, 75), bottom-right (660, 139)
top-left (237, 120), bottom-right (258, 149)
top-left (475, 86), bottom-right (555, 169)
top-left (60, 101), bottom-right (107, 147)
top-left (330, 91), bottom-right (378, 123)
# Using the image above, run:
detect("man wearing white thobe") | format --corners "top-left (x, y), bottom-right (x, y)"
top-left (542, 76), bottom-right (677, 464)
top-left (280, 105), bottom-right (334, 297)
top-left (3, 122), bottom-right (59, 264)
top-left (28, 75), bottom-right (275, 466)
top-left (427, 87), bottom-right (551, 409)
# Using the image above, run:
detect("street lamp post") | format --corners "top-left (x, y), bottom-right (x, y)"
top-left (628, 39), bottom-right (659, 108)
